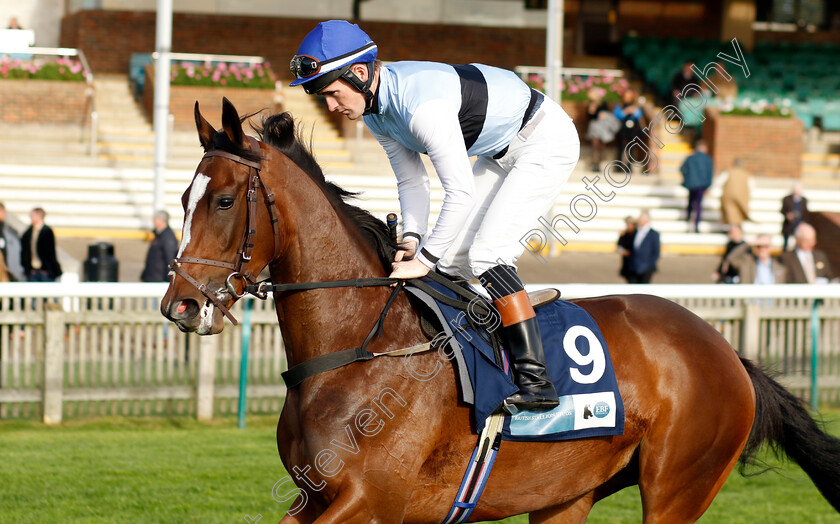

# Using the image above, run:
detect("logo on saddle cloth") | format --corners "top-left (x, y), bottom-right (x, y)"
top-left (410, 279), bottom-right (625, 443)
top-left (592, 401), bottom-right (611, 418)
top-left (509, 392), bottom-right (618, 438)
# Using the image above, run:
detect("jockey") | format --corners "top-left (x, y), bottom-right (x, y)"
top-left (290, 20), bottom-right (580, 412)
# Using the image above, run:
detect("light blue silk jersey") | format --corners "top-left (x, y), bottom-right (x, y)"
top-left (360, 61), bottom-right (536, 266)
top-left (363, 61), bottom-right (532, 158)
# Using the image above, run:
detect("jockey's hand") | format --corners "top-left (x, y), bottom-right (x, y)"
top-left (390, 257), bottom-right (430, 280)
top-left (394, 238), bottom-right (418, 262)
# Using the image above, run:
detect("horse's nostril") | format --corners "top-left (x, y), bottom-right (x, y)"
top-left (171, 298), bottom-right (199, 320)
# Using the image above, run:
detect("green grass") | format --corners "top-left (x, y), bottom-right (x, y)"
top-left (0, 417), bottom-right (281, 524)
top-left (1, 415), bottom-right (839, 523)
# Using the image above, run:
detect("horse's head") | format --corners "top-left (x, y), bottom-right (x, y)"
top-left (162, 98), bottom-right (280, 334)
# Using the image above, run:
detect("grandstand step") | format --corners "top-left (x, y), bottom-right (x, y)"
top-left (91, 146), bottom-right (353, 163)
top-left (95, 117), bottom-right (150, 128)
top-left (801, 164), bottom-right (840, 175)
top-left (97, 126), bottom-right (155, 137)
top-left (802, 153), bottom-right (840, 166)
top-left (95, 104), bottom-right (148, 117)
top-left (660, 142), bottom-right (693, 153)
top-left (4, 51), bottom-right (836, 260)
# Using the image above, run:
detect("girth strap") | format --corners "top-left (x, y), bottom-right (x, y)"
top-left (282, 346), bottom-right (376, 389)
top-left (442, 411), bottom-right (505, 523)
top-left (275, 272), bottom-right (499, 388)
top-left (281, 281), bottom-right (405, 388)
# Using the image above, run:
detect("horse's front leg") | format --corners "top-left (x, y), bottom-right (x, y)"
top-left (275, 484), bottom-right (412, 523)
top-left (277, 494), bottom-right (320, 524)
top-left (309, 483), bottom-right (413, 524)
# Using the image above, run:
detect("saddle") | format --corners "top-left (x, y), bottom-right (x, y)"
top-left (412, 277), bottom-right (560, 342)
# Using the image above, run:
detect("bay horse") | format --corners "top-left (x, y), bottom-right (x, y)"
top-left (161, 98), bottom-right (840, 523)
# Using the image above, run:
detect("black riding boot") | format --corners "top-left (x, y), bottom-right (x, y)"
top-left (478, 265), bottom-right (559, 413)
top-left (501, 314), bottom-right (559, 413)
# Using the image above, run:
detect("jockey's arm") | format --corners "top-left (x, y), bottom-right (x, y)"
top-left (405, 100), bottom-right (476, 269)
top-left (375, 133), bottom-right (430, 255)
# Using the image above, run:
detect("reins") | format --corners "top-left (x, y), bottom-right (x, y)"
top-left (244, 276), bottom-right (400, 298)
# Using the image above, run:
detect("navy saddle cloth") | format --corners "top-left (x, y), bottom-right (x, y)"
top-left (405, 279), bottom-right (624, 442)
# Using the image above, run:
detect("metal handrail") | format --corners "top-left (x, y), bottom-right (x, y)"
top-left (78, 49), bottom-right (97, 157)
top-left (0, 46), bottom-right (97, 156)
top-left (0, 46), bottom-right (94, 83)
top-left (514, 65), bottom-right (624, 79)
top-left (151, 51), bottom-right (265, 65)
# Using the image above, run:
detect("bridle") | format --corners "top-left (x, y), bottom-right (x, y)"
top-left (169, 136), bottom-right (280, 326)
top-left (165, 133), bottom-right (503, 386)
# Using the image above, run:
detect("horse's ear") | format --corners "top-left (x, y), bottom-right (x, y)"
top-left (221, 97), bottom-right (245, 147)
top-left (194, 101), bottom-right (215, 151)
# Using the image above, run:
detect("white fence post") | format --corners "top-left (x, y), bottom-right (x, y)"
top-left (43, 303), bottom-right (65, 424)
top-left (196, 335), bottom-right (217, 421)
top-left (740, 302), bottom-right (761, 361)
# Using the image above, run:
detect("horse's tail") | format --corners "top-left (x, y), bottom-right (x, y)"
top-left (740, 356), bottom-right (840, 511)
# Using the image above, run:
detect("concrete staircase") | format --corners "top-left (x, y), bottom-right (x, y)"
top-left (1, 78), bottom-right (839, 255)
top-left (0, 75), bottom-right (361, 235)
top-left (88, 74), bottom-right (355, 171)
top-left (93, 74), bottom-right (158, 165)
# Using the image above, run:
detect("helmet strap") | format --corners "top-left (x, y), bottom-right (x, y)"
top-left (340, 63), bottom-right (377, 115)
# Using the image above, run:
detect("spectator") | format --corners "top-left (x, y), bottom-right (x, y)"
top-left (719, 158), bottom-right (752, 228)
top-left (781, 182), bottom-right (809, 251)
top-left (713, 67), bottom-right (737, 103)
top-left (613, 89), bottom-right (645, 163)
top-left (676, 93), bottom-right (705, 142)
top-left (724, 234), bottom-right (786, 285)
top-left (680, 139), bottom-right (713, 233)
top-left (141, 210), bottom-right (179, 282)
top-left (0, 202), bottom-right (24, 281)
top-left (713, 224), bottom-right (746, 283)
top-left (626, 210), bottom-right (660, 284)
top-left (669, 61), bottom-right (694, 107)
top-left (0, 250), bottom-right (8, 282)
top-left (7, 16), bottom-right (22, 30)
top-left (21, 207), bottom-right (62, 282)
top-left (780, 223), bottom-right (834, 284)
top-left (585, 87), bottom-right (620, 172)
top-left (616, 216), bottom-right (636, 283)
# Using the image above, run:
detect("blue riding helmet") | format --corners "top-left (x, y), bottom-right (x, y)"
top-left (290, 20), bottom-right (378, 106)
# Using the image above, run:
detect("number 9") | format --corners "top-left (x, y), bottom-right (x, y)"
top-left (563, 325), bottom-right (605, 384)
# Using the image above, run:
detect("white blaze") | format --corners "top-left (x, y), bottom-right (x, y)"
top-left (177, 173), bottom-right (211, 258)
top-left (198, 300), bottom-right (215, 335)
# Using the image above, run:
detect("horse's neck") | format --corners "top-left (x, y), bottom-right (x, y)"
top-left (268, 178), bottom-right (423, 368)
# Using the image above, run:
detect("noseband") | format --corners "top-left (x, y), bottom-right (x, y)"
top-left (170, 136), bottom-right (281, 326)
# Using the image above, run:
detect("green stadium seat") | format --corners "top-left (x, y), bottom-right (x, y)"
top-left (822, 112), bottom-right (840, 131)
top-left (808, 98), bottom-right (829, 116)
top-left (792, 103), bottom-right (814, 129)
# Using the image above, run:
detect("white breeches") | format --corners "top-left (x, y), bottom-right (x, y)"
top-left (437, 96), bottom-right (580, 279)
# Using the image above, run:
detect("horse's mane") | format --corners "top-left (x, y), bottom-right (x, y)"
top-left (222, 112), bottom-right (398, 271)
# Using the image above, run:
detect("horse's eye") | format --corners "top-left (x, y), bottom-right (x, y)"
top-left (218, 198), bottom-right (235, 210)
